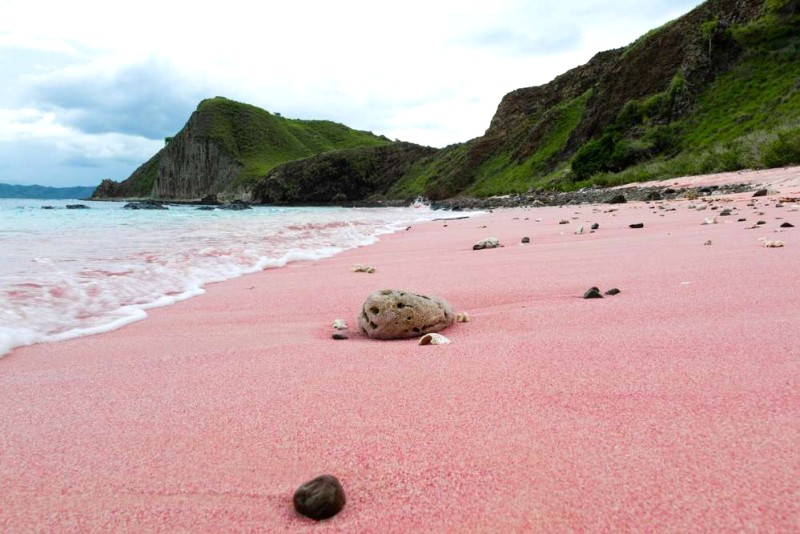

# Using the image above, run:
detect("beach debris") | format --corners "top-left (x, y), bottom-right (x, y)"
top-left (521, 236), bottom-right (530, 244)
top-left (457, 312), bottom-right (470, 323)
top-left (629, 223), bottom-right (644, 229)
top-left (351, 264), bottom-right (376, 273)
top-left (604, 288), bottom-right (621, 296)
top-left (760, 238), bottom-right (785, 248)
top-left (752, 188), bottom-right (768, 197)
top-left (473, 237), bottom-right (500, 250)
top-left (745, 224), bottom-right (759, 229)
top-left (583, 287), bottom-right (604, 299)
top-left (703, 216), bottom-right (717, 225)
top-left (332, 319), bottom-right (347, 330)
top-left (358, 289), bottom-right (454, 340)
top-left (332, 333), bottom-right (349, 340)
top-left (591, 223), bottom-right (600, 230)
top-left (293, 474), bottom-right (346, 521)
top-left (419, 333), bottom-right (451, 346)
top-left (559, 220), bottom-right (569, 225)
top-left (704, 240), bottom-right (713, 246)
top-left (608, 194), bottom-right (627, 204)
top-left (575, 225), bottom-right (584, 235)
top-left (781, 222), bottom-right (794, 228)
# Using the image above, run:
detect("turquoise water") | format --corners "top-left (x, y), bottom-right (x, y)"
top-left (0, 199), bottom-right (449, 356)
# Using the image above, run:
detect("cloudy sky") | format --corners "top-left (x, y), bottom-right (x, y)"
top-left (0, 0), bottom-right (703, 187)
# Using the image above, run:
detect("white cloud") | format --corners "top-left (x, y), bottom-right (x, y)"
top-left (0, 0), bottom-right (705, 185)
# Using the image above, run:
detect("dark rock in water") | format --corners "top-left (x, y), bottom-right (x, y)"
top-left (198, 194), bottom-right (221, 205)
top-left (66, 204), bottom-right (90, 209)
top-left (590, 223), bottom-right (599, 230)
top-left (293, 474), bottom-right (346, 520)
top-left (521, 236), bottom-right (530, 244)
top-left (41, 206), bottom-right (56, 209)
top-left (645, 192), bottom-right (662, 201)
top-left (781, 222), bottom-right (795, 228)
top-left (752, 189), bottom-right (768, 197)
top-left (358, 289), bottom-right (454, 339)
top-left (196, 206), bottom-right (216, 211)
top-left (605, 288), bottom-right (621, 296)
top-left (123, 201), bottom-right (167, 210)
top-left (757, 220), bottom-right (766, 225)
top-left (608, 194), bottom-right (627, 204)
top-left (629, 223), bottom-right (644, 229)
top-left (218, 200), bottom-right (251, 210)
top-left (332, 333), bottom-right (349, 340)
top-left (583, 287), bottom-right (604, 299)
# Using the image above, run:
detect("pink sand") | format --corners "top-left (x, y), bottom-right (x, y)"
top-left (2, 169), bottom-right (799, 532)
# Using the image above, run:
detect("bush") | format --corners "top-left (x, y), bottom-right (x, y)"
top-left (571, 134), bottom-right (615, 179)
top-left (761, 129), bottom-right (800, 167)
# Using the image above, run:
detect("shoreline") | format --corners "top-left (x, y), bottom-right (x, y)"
top-left (1, 168), bottom-right (799, 531)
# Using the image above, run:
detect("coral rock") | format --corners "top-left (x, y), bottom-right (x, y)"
top-left (473, 237), bottom-right (500, 250)
top-left (358, 289), bottom-right (454, 339)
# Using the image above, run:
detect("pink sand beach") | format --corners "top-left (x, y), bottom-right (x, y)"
top-left (2, 168), bottom-right (799, 532)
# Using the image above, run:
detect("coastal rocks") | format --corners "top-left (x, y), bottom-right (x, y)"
top-left (608, 194), bottom-right (627, 204)
top-left (358, 289), bottom-right (454, 339)
top-left (781, 222), bottom-right (794, 228)
top-left (218, 200), bottom-right (251, 210)
top-left (473, 237), bottom-right (500, 250)
top-left (293, 474), bottom-right (346, 520)
top-left (753, 189), bottom-right (769, 197)
top-left (66, 204), bottom-right (90, 209)
top-left (123, 201), bottom-right (167, 210)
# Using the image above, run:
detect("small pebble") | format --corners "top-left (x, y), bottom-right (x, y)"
top-left (293, 475), bottom-right (346, 520)
top-left (604, 288), bottom-right (621, 296)
top-left (781, 222), bottom-right (794, 228)
top-left (521, 236), bottom-right (530, 244)
top-left (332, 333), bottom-right (349, 340)
top-left (737, 218), bottom-right (747, 222)
top-left (757, 221), bottom-right (766, 225)
top-left (583, 287), bottom-right (604, 299)
top-left (591, 223), bottom-right (599, 230)
top-left (629, 223), bottom-right (644, 229)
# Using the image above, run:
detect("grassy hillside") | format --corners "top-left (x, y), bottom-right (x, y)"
top-left (192, 97), bottom-right (391, 189)
top-left (391, 0), bottom-right (800, 198)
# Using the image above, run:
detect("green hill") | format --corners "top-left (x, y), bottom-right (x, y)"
top-left (0, 182), bottom-right (97, 200)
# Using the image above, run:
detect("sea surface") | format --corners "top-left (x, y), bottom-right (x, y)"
top-left (0, 198), bottom-right (458, 356)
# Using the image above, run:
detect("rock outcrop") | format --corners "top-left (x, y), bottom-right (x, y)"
top-left (357, 289), bottom-right (455, 340)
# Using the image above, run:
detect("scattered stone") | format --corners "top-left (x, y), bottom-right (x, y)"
top-left (195, 206), bottom-right (216, 211)
top-left (629, 223), bottom-right (644, 229)
top-left (583, 287), bottom-right (604, 299)
top-left (473, 237), bottom-right (500, 250)
top-left (293, 475), bottom-right (346, 521)
top-left (218, 200), bottom-right (252, 210)
top-left (419, 333), bottom-right (451, 346)
top-left (608, 194), bottom-right (627, 204)
top-left (358, 289), bottom-right (454, 339)
top-left (351, 264), bottom-right (376, 273)
top-left (704, 240), bottom-right (713, 246)
top-left (332, 319), bottom-right (347, 330)
top-left (559, 220), bottom-right (569, 225)
top-left (66, 204), bottom-right (90, 209)
top-left (757, 221), bottom-right (766, 225)
top-left (719, 209), bottom-right (732, 216)
top-left (776, 203), bottom-right (784, 208)
top-left (456, 312), bottom-right (470, 323)
top-left (198, 194), bottom-right (221, 205)
top-left (332, 333), bottom-right (348, 340)
top-left (40, 206), bottom-right (56, 209)
top-left (738, 218), bottom-right (747, 222)
top-left (590, 223), bottom-right (599, 230)
top-left (781, 222), bottom-right (794, 228)
top-left (645, 192), bottom-right (662, 201)
top-left (604, 288), bottom-right (621, 296)
top-left (123, 201), bottom-right (167, 210)
top-left (752, 189), bottom-right (768, 197)
top-left (521, 236), bottom-right (530, 244)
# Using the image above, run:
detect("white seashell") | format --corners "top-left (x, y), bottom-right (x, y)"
top-left (575, 225), bottom-right (584, 235)
top-left (703, 216), bottom-right (717, 225)
top-left (418, 333), bottom-right (451, 346)
top-left (332, 319), bottom-right (347, 330)
top-left (352, 264), bottom-right (375, 273)
top-left (456, 312), bottom-right (470, 323)
top-left (759, 238), bottom-right (784, 248)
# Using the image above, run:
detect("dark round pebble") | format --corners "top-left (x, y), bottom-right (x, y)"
top-left (757, 221), bottom-right (766, 225)
top-left (591, 223), bottom-right (599, 230)
top-left (604, 288), bottom-right (621, 296)
top-left (583, 287), bottom-right (604, 299)
top-left (332, 333), bottom-right (348, 340)
top-left (629, 223), bottom-right (644, 229)
top-left (737, 218), bottom-right (747, 222)
top-left (293, 475), bottom-right (346, 520)
top-left (521, 236), bottom-right (530, 244)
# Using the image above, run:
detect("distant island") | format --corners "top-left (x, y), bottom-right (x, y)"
top-left (0, 183), bottom-right (97, 200)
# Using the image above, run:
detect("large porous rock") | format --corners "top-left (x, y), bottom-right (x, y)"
top-left (293, 474), bottom-right (346, 520)
top-left (358, 289), bottom-right (454, 339)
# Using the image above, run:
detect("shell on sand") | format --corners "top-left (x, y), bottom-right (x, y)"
top-left (332, 319), bottom-right (347, 330)
top-left (419, 333), bottom-right (451, 346)
top-left (759, 238), bottom-right (785, 248)
top-left (352, 264), bottom-right (376, 273)
top-left (457, 312), bottom-right (470, 323)
top-left (703, 216), bottom-right (717, 225)
top-left (575, 225), bottom-right (584, 235)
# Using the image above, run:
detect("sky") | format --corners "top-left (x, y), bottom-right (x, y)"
top-left (0, 0), bottom-right (704, 187)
